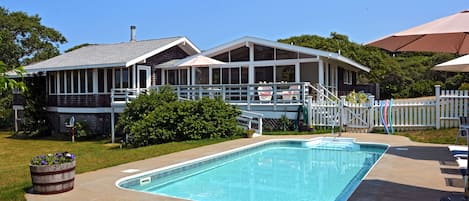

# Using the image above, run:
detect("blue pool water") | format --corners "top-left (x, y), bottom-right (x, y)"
top-left (118, 138), bottom-right (387, 201)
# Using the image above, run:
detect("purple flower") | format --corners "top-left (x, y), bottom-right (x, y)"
top-left (41, 160), bottom-right (47, 165)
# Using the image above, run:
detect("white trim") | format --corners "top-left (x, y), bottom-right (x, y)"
top-left (104, 68), bottom-right (107, 92)
top-left (126, 37), bottom-right (201, 67)
top-left (318, 60), bottom-right (324, 86)
top-left (93, 69), bottom-right (98, 93)
top-left (64, 71), bottom-right (68, 94)
top-left (295, 63), bottom-right (300, 82)
top-left (26, 62), bottom-right (127, 73)
top-left (199, 36), bottom-right (370, 72)
top-left (47, 107), bottom-right (120, 113)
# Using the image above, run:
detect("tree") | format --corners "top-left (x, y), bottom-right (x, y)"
top-left (65, 43), bottom-right (94, 53)
top-left (0, 7), bottom-right (66, 130)
top-left (0, 7), bottom-right (66, 68)
top-left (278, 33), bottom-right (460, 99)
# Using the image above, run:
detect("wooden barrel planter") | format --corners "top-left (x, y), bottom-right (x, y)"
top-left (30, 160), bottom-right (75, 194)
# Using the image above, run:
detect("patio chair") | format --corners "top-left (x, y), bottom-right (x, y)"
top-left (257, 86), bottom-right (272, 101)
top-left (456, 116), bottom-right (469, 144)
top-left (281, 85), bottom-right (300, 101)
top-left (448, 145), bottom-right (468, 155)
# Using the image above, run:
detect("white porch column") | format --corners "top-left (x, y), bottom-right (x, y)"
top-left (111, 108), bottom-right (115, 143)
top-left (132, 65), bottom-right (136, 88)
top-left (93, 69), bottom-right (98, 92)
top-left (208, 66), bottom-right (212, 85)
top-left (248, 42), bottom-right (254, 84)
top-left (295, 62), bottom-right (300, 82)
top-left (187, 68), bottom-right (191, 85)
top-left (191, 67), bottom-right (196, 85)
top-left (318, 60), bottom-right (324, 86)
top-left (161, 69), bottom-right (165, 85)
top-left (325, 62), bottom-right (329, 87)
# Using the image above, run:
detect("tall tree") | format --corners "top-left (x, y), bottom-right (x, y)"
top-left (0, 7), bottom-right (66, 68)
top-left (0, 7), bottom-right (66, 130)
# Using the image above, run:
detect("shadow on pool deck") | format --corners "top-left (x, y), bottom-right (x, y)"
top-left (349, 179), bottom-right (462, 201)
top-left (386, 146), bottom-right (455, 161)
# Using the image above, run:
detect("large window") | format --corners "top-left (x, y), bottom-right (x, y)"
top-left (66, 71), bottom-right (72, 93)
top-left (254, 45), bottom-right (274, 61)
top-left (343, 69), bottom-right (353, 85)
top-left (230, 46), bottom-right (249, 62)
top-left (195, 67), bottom-right (209, 84)
top-left (241, 67), bottom-right (248, 83)
top-left (79, 70), bottom-right (86, 93)
top-left (211, 67), bottom-right (246, 85)
top-left (98, 69), bottom-right (104, 92)
top-left (122, 68), bottom-right (128, 88)
top-left (73, 71), bottom-right (78, 93)
top-left (50, 67), bottom-right (134, 95)
top-left (106, 69), bottom-right (112, 92)
top-left (115, 68), bottom-right (121, 88)
top-left (276, 65), bottom-right (295, 82)
top-left (167, 70), bottom-right (178, 85)
top-left (212, 68), bottom-right (220, 84)
top-left (49, 72), bottom-right (56, 94)
top-left (276, 49), bottom-right (298, 60)
top-left (212, 52), bottom-right (229, 62)
top-left (59, 71), bottom-right (64, 93)
top-left (87, 69), bottom-right (94, 93)
top-left (255, 66), bottom-right (274, 83)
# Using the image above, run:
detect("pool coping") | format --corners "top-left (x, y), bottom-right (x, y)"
top-left (25, 133), bottom-right (464, 201)
top-left (115, 137), bottom-right (390, 201)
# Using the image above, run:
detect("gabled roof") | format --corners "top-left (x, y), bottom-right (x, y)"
top-left (200, 36), bottom-right (370, 72)
top-left (22, 37), bottom-right (200, 73)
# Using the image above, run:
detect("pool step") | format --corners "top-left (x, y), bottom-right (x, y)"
top-left (303, 139), bottom-right (360, 151)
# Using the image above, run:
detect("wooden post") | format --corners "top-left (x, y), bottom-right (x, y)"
top-left (111, 107), bottom-right (115, 143)
top-left (368, 96), bottom-right (375, 132)
top-left (14, 107), bottom-right (18, 133)
top-left (435, 85), bottom-right (441, 129)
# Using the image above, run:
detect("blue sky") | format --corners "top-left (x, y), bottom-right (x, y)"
top-left (2, 0), bottom-right (467, 52)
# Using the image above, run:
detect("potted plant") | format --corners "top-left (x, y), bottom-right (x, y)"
top-left (246, 129), bottom-right (256, 138)
top-left (30, 152), bottom-right (76, 194)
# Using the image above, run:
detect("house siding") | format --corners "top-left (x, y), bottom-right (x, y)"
top-left (48, 94), bottom-right (111, 107)
top-left (49, 112), bottom-right (111, 135)
top-left (145, 46), bottom-right (189, 85)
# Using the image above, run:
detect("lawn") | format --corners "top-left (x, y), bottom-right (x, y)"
top-left (396, 128), bottom-right (467, 145)
top-left (0, 131), bottom-right (237, 201)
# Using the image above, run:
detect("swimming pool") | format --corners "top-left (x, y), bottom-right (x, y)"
top-left (117, 138), bottom-right (388, 201)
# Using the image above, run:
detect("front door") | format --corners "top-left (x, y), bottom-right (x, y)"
top-left (137, 65), bottom-right (151, 89)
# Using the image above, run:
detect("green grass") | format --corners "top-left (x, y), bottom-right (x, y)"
top-left (0, 132), bottom-right (237, 201)
top-left (396, 128), bottom-right (467, 145)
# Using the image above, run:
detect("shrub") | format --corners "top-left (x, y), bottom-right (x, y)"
top-left (459, 83), bottom-right (469, 91)
top-left (118, 87), bottom-right (242, 147)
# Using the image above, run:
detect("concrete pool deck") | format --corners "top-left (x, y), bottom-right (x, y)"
top-left (26, 133), bottom-right (465, 201)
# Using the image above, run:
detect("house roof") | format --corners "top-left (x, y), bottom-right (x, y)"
top-left (199, 36), bottom-right (370, 72)
top-left (21, 37), bottom-right (200, 73)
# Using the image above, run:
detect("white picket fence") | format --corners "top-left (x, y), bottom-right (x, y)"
top-left (310, 85), bottom-right (469, 131)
